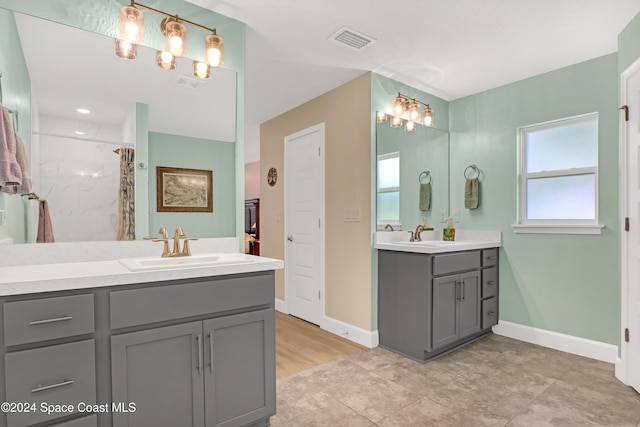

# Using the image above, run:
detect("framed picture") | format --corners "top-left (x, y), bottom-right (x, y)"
top-left (156, 166), bottom-right (213, 212)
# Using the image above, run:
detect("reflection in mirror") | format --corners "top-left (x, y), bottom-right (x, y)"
top-left (376, 115), bottom-right (449, 230)
top-left (2, 10), bottom-right (237, 243)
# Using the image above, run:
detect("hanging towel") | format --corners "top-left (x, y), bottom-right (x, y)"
top-left (36, 200), bottom-right (55, 243)
top-left (419, 182), bottom-right (431, 211)
top-left (3, 135), bottom-right (32, 194)
top-left (0, 106), bottom-right (21, 189)
top-left (465, 178), bottom-right (479, 209)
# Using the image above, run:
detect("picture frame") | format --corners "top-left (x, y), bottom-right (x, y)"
top-left (156, 166), bottom-right (213, 212)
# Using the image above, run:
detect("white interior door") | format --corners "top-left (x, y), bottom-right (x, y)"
top-left (622, 59), bottom-right (640, 393)
top-left (284, 123), bottom-right (325, 326)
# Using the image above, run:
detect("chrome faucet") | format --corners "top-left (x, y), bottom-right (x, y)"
top-left (414, 225), bottom-right (425, 241)
top-left (384, 224), bottom-right (394, 231)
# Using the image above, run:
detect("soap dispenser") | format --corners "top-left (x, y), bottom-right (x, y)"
top-left (443, 217), bottom-right (455, 241)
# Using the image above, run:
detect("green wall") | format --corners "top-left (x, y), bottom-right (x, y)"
top-left (0, 8), bottom-right (31, 243)
top-left (449, 54), bottom-right (620, 345)
top-left (619, 11), bottom-right (640, 73)
top-left (148, 132), bottom-right (235, 238)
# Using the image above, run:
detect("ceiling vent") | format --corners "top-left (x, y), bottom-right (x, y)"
top-left (329, 27), bottom-right (376, 51)
top-left (175, 75), bottom-right (205, 90)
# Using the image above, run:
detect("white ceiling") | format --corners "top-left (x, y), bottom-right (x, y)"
top-left (188, 0), bottom-right (640, 163)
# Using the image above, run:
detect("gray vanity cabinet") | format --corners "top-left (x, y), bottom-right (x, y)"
top-left (431, 271), bottom-right (481, 350)
top-left (111, 309), bottom-right (274, 427)
top-left (110, 273), bottom-right (276, 427)
top-left (111, 322), bottom-right (205, 427)
top-left (378, 248), bottom-right (497, 362)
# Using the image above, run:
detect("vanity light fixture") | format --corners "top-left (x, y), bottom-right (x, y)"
top-left (161, 17), bottom-right (187, 57)
top-left (390, 115), bottom-right (403, 128)
top-left (376, 111), bottom-right (388, 123)
top-left (156, 50), bottom-right (176, 71)
top-left (114, 1), bottom-right (225, 76)
top-left (389, 92), bottom-right (435, 131)
top-left (115, 39), bottom-right (137, 60)
top-left (193, 61), bottom-right (211, 79)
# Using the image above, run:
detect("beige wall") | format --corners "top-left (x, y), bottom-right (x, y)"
top-left (244, 161), bottom-right (260, 200)
top-left (260, 73), bottom-right (373, 331)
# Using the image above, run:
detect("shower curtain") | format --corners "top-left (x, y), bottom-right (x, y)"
top-left (116, 147), bottom-right (135, 240)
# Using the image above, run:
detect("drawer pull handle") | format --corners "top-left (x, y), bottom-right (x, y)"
top-left (486, 256), bottom-right (497, 260)
top-left (208, 333), bottom-right (214, 372)
top-left (487, 311), bottom-right (495, 316)
top-left (29, 316), bottom-right (73, 326)
top-left (31, 379), bottom-right (74, 394)
top-left (196, 334), bottom-right (203, 374)
top-left (487, 281), bottom-right (496, 285)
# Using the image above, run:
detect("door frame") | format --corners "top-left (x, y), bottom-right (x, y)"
top-left (619, 56), bottom-right (640, 386)
top-left (283, 123), bottom-right (326, 326)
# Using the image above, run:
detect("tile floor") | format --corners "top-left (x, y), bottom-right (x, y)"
top-left (272, 334), bottom-right (640, 426)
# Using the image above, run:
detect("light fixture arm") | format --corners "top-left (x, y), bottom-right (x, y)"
top-left (396, 92), bottom-right (430, 109)
top-left (132, 1), bottom-right (218, 34)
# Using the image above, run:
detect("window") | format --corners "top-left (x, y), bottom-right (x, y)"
top-left (513, 113), bottom-right (604, 234)
top-left (377, 152), bottom-right (400, 229)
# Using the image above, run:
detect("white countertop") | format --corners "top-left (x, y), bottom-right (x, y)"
top-left (0, 238), bottom-right (284, 297)
top-left (374, 230), bottom-right (501, 254)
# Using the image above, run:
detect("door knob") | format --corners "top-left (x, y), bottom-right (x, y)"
top-left (287, 235), bottom-right (293, 242)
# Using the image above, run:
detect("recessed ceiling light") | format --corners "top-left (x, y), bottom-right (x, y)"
top-left (75, 131), bottom-right (86, 135)
top-left (76, 108), bottom-right (91, 114)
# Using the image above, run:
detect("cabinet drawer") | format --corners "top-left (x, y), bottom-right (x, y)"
top-left (110, 272), bottom-right (274, 329)
top-left (482, 248), bottom-right (498, 267)
top-left (5, 340), bottom-right (96, 427)
top-left (481, 298), bottom-right (498, 329)
top-left (482, 267), bottom-right (498, 299)
top-left (432, 251), bottom-right (480, 276)
top-left (4, 294), bottom-right (94, 346)
top-left (52, 414), bottom-right (97, 427)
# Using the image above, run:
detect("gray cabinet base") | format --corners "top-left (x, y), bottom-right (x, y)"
top-left (379, 329), bottom-right (493, 363)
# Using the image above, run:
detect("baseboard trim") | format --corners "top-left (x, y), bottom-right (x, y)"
top-left (492, 321), bottom-right (618, 363)
top-left (321, 315), bottom-right (379, 349)
top-left (274, 298), bottom-right (288, 314)
top-left (615, 357), bottom-right (626, 384)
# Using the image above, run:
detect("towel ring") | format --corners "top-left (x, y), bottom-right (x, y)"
top-left (419, 171), bottom-right (431, 184)
top-left (464, 164), bottom-right (480, 179)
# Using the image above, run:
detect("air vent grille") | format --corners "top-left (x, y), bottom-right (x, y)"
top-left (329, 27), bottom-right (376, 51)
top-left (175, 76), bottom-right (204, 90)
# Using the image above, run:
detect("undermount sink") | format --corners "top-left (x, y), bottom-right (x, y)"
top-left (119, 253), bottom-right (256, 272)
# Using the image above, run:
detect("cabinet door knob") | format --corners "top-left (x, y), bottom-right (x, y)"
top-left (287, 235), bottom-right (294, 242)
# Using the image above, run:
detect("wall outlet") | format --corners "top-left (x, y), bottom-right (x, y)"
top-left (453, 211), bottom-right (460, 222)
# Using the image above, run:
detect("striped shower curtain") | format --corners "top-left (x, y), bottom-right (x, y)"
top-left (116, 147), bottom-right (135, 240)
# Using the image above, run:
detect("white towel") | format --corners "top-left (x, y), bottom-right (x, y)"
top-left (3, 135), bottom-right (31, 194)
top-left (0, 106), bottom-right (21, 189)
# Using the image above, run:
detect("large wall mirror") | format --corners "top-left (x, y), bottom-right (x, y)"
top-left (376, 116), bottom-right (449, 230)
top-left (0, 6), bottom-right (238, 243)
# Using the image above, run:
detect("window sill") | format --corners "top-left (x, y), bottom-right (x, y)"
top-left (511, 224), bottom-right (605, 235)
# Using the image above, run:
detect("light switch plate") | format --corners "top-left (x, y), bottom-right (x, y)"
top-left (344, 208), bottom-right (361, 222)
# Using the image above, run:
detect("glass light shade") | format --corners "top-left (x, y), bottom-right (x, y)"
top-left (408, 101), bottom-right (420, 122)
top-left (115, 39), bottom-right (137, 60)
top-left (156, 51), bottom-right (176, 70)
top-left (376, 111), bottom-right (387, 123)
top-left (162, 18), bottom-right (187, 57)
top-left (404, 120), bottom-right (416, 132)
top-left (390, 115), bottom-right (403, 128)
top-left (193, 61), bottom-right (211, 79)
top-left (205, 33), bottom-right (225, 67)
top-left (422, 107), bottom-right (434, 127)
top-left (119, 6), bottom-right (144, 44)
top-left (392, 95), bottom-right (405, 116)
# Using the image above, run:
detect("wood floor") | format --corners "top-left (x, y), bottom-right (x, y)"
top-left (275, 311), bottom-right (365, 378)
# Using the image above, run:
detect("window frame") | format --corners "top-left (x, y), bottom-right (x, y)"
top-left (376, 152), bottom-right (401, 230)
top-left (513, 113), bottom-right (604, 235)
